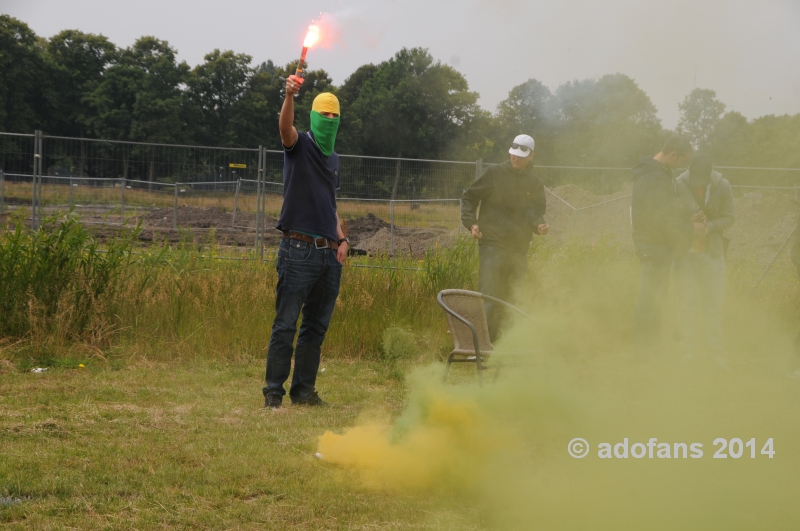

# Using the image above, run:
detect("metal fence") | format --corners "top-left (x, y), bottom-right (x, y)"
top-left (2, 131), bottom-right (800, 271)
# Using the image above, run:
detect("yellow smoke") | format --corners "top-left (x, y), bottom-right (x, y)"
top-left (317, 244), bottom-right (800, 529)
top-left (318, 372), bottom-right (509, 492)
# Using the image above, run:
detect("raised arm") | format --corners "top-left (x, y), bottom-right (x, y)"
top-left (279, 75), bottom-right (303, 148)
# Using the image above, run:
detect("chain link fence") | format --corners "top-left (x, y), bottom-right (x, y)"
top-left (2, 131), bottom-right (800, 280)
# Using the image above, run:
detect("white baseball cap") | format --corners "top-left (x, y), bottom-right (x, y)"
top-left (508, 134), bottom-right (535, 157)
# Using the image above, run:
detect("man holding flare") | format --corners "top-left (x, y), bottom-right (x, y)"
top-left (262, 71), bottom-right (349, 409)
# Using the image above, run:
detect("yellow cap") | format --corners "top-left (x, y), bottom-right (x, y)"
top-left (312, 93), bottom-right (340, 116)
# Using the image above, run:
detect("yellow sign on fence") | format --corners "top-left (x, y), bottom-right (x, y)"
top-left (229, 163), bottom-right (247, 169)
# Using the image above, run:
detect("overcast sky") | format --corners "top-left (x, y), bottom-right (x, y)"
top-left (5, 0), bottom-right (800, 128)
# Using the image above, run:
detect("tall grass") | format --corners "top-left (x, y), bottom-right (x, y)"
top-left (421, 235), bottom-right (478, 294)
top-left (2, 215), bottom-right (797, 368)
top-left (0, 213), bottom-right (140, 342)
top-left (109, 253), bottom-right (456, 362)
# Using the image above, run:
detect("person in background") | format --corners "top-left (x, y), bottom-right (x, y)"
top-left (460, 134), bottom-right (549, 342)
top-left (673, 153), bottom-right (735, 357)
top-left (262, 73), bottom-right (349, 409)
top-left (630, 135), bottom-right (697, 354)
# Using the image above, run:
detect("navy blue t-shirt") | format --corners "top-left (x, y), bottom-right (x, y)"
top-left (276, 131), bottom-right (340, 242)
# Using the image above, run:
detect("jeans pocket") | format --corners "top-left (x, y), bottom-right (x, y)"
top-left (286, 240), bottom-right (312, 262)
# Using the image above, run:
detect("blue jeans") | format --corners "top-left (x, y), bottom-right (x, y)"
top-left (263, 238), bottom-right (342, 402)
top-left (478, 244), bottom-right (528, 343)
top-left (633, 245), bottom-right (674, 352)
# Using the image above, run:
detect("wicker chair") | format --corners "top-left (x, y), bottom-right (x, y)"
top-left (437, 289), bottom-right (532, 384)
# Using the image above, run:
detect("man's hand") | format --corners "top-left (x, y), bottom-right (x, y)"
top-left (691, 211), bottom-right (707, 223)
top-left (538, 223), bottom-right (550, 235)
top-left (337, 242), bottom-right (348, 264)
top-left (470, 225), bottom-right (482, 239)
top-left (286, 74), bottom-right (304, 98)
top-left (693, 222), bottom-right (708, 238)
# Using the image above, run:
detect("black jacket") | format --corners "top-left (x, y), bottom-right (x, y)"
top-left (460, 161), bottom-right (546, 251)
top-left (631, 157), bottom-right (693, 251)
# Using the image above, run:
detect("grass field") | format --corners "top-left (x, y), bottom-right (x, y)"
top-left (2, 217), bottom-right (800, 529)
top-left (1, 181), bottom-right (462, 230)
top-left (0, 357), bottom-right (487, 530)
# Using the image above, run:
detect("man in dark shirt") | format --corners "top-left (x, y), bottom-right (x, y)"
top-left (630, 135), bottom-right (697, 354)
top-left (461, 134), bottom-right (549, 341)
top-left (262, 73), bottom-right (349, 409)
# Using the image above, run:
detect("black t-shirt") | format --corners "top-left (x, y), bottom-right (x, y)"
top-left (276, 131), bottom-right (340, 242)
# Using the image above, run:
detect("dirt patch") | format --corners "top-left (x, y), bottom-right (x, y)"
top-left (83, 206), bottom-right (281, 248)
top-left (344, 213), bottom-right (390, 247)
top-left (341, 212), bottom-right (456, 256)
top-left (354, 226), bottom-right (456, 256)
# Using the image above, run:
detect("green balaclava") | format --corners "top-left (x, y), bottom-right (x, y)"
top-left (310, 93), bottom-right (341, 156)
top-left (310, 111), bottom-right (340, 157)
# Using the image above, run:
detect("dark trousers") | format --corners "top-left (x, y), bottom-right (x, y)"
top-left (478, 244), bottom-right (528, 343)
top-left (633, 245), bottom-right (674, 352)
top-left (263, 238), bottom-right (342, 402)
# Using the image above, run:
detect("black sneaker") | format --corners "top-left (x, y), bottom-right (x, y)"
top-left (264, 394), bottom-right (282, 409)
top-left (293, 391), bottom-right (329, 407)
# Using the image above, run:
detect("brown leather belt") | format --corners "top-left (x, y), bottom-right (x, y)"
top-left (282, 231), bottom-right (338, 250)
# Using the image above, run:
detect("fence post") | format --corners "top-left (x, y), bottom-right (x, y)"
top-left (69, 177), bottom-right (73, 211)
top-left (120, 177), bottom-right (125, 223)
top-left (31, 131), bottom-right (37, 228)
top-left (256, 146), bottom-right (265, 259)
top-left (232, 178), bottom-right (241, 228)
top-left (260, 152), bottom-right (267, 260)
top-left (390, 199), bottom-right (395, 255)
top-left (31, 130), bottom-right (41, 229)
top-left (475, 158), bottom-right (483, 181)
top-left (0, 169), bottom-right (4, 217)
top-left (173, 184), bottom-right (178, 230)
top-left (38, 132), bottom-right (43, 225)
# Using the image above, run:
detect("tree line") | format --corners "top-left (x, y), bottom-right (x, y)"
top-left (1, 15), bottom-right (798, 168)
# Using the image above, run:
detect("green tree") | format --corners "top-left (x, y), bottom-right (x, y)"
top-left (44, 30), bottom-right (117, 137)
top-left (491, 78), bottom-right (555, 163)
top-left (185, 50), bottom-right (254, 146)
top-left (677, 88), bottom-right (726, 151)
top-left (344, 48), bottom-right (481, 160)
top-left (552, 74), bottom-right (664, 166)
top-left (706, 111), bottom-right (749, 165)
top-left (87, 37), bottom-right (188, 144)
top-left (0, 15), bottom-right (49, 133)
top-left (230, 60), bottom-right (286, 150)
top-left (746, 113), bottom-right (800, 167)
top-left (336, 64), bottom-right (379, 155)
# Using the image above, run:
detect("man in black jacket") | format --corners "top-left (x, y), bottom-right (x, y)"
top-left (461, 134), bottom-right (549, 341)
top-left (631, 135), bottom-right (698, 353)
